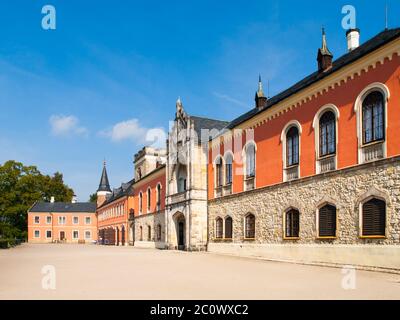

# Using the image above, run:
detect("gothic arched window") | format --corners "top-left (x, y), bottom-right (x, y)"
top-left (319, 111), bottom-right (336, 157)
top-left (362, 91), bottom-right (385, 145)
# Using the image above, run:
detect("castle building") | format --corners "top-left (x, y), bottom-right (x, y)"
top-left (28, 198), bottom-right (97, 244)
top-left (96, 161), bottom-right (134, 246)
top-left (129, 147), bottom-right (167, 249)
top-left (207, 28), bottom-right (400, 268)
top-left (93, 27), bottom-right (400, 269)
top-left (164, 98), bottom-right (228, 250)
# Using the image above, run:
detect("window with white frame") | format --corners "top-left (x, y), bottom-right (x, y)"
top-left (46, 230), bottom-right (52, 239)
top-left (46, 216), bottom-right (52, 224)
top-left (215, 157), bottom-right (224, 188)
top-left (147, 188), bottom-right (151, 212)
top-left (282, 122), bottom-right (301, 181)
top-left (85, 217), bottom-right (91, 224)
top-left (73, 230), bottom-right (79, 239)
top-left (73, 216), bottom-right (79, 224)
top-left (225, 153), bottom-right (233, 185)
top-left (58, 216), bottom-right (66, 225)
top-left (85, 231), bottom-right (91, 239)
top-left (34, 230), bottom-right (40, 238)
top-left (245, 144), bottom-right (256, 178)
top-left (286, 127), bottom-right (299, 167)
top-left (34, 216), bottom-right (40, 224)
top-left (355, 83), bottom-right (389, 164)
top-left (139, 192), bottom-right (143, 214)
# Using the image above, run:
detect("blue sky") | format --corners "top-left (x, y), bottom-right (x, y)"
top-left (0, 0), bottom-right (399, 201)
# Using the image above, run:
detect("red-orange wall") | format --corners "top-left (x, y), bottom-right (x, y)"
top-left (208, 53), bottom-right (400, 199)
top-left (131, 168), bottom-right (166, 217)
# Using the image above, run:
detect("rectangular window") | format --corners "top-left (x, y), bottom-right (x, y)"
top-left (58, 217), bottom-right (66, 225)
top-left (85, 217), bottom-right (91, 225)
top-left (34, 230), bottom-right (40, 238)
top-left (73, 216), bottom-right (79, 224)
top-left (46, 230), bottom-right (52, 239)
top-left (46, 216), bottom-right (52, 224)
top-left (85, 231), bottom-right (91, 239)
top-left (34, 216), bottom-right (40, 224)
top-left (73, 231), bottom-right (79, 239)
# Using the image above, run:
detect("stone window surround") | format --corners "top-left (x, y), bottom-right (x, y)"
top-left (243, 213), bottom-right (256, 240)
top-left (312, 104), bottom-right (340, 174)
top-left (280, 120), bottom-right (302, 182)
top-left (213, 215), bottom-right (233, 241)
top-left (34, 230), bottom-right (40, 238)
top-left (282, 207), bottom-right (301, 240)
top-left (315, 198), bottom-right (339, 240)
top-left (242, 140), bottom-right (257, 191)
top-left (357, 186), bottom-right (390, 239)
top-left (354, 82), bottom-right (390, 164)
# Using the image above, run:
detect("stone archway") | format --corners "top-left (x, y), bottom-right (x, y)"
top-left (173, 212), bottom-right (186, 250)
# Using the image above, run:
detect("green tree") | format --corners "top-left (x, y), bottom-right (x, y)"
top-left (89, 193), bottom-right (97, 203)
top-left (0, 161), bottom-right (74, 239)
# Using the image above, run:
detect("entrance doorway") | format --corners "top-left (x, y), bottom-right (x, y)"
top-left (178, 222), bottom-right (185, 250)
top-left (60, 231), bottom-right (65, 241)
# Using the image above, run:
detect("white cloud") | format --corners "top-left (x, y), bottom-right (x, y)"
top-left (100, 118), bottom-right (166, 148)
top-left (213, 92), bottom-right (248, 108)
top-left (49, 115), bottom-right (88, 137)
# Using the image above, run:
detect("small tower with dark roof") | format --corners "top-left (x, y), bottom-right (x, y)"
top-left (255, 75), bottom-right (268, 110)
top-left (317, 28), bottom-right (333, 72)
top-left (97, 160), bottom-right (112, 208)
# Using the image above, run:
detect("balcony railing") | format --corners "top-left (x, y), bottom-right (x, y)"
top-left (285, 166), bottom-right (299, 181)
top-left (362, 142), bottom-right (384, 163)
top-left (169, 191), bottom-right (186, 204)
top-left (319, 156), bottom-right (336, 173)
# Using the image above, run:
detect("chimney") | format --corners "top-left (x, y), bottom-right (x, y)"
top-left (50, 196), bottom-right (55, 203)
top-left (317, 28), bottom-right (333, 72)
top-left (255, 75), bottom-right (268, 110)
top-left (346, 28), bottom-right (360, 52)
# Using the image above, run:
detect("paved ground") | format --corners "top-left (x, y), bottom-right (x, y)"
top-left (0, 244), bottom-right (399, 300)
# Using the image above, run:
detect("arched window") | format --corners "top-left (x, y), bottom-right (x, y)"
top-left (156, 184), bottom-right (161, 211)
top-left (139, 226), bottom-right (143, 241)
top-left (215, 217), bottom-right (223, 239)
top-left (362, 198), bottom-right (386, 237)
top-left (215, 157), bottom-right (223, 188)
top-left (147, 188), bottom-right (151, 212)
top-left (147, 225), bottom-right (152, 241)
top-left (139, 192), bottom-right (143, 214)
top-left (225, 153), bottom-right (233, 185)
top-left (286, 127), bottom-right (299, 167)
top-left (319, 111), bottom-right (336, 157)
top-left (225, 216), bottom-right (233, 239)
top-left (318, 204), bottom-right (337, 238)
top-left (285, 209), bottom-right (300, 239)
top-left (362, 91), bottom-right (385, 145)
top-left (245, 144), bottom-right (256, 178)
top-left (245, 214), bottom-right (255, 239)
top-left (177, 165), bottom-right (187, 193)
top-left (157, 224), bottom-right (162, 241)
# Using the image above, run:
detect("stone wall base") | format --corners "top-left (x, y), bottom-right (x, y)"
top-left (134, 241), bottom-right (166, 250)
top-left (207, 243), bottom-right (400, 273)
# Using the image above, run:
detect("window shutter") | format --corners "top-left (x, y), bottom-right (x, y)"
top-left (319, 205), bottom-right (336, 237)
top-left (362, 199), bottom-right (386, 236)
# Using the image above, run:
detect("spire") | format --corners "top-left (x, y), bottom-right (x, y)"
top-left (320, 28), bottom-right (333, 56)
top-left (255, 75), bottom-right (267, 110)
top-left (317, 28), bottom-right (333, 72)
top-left (97, 161), bottom-right (111, 193)
top-left (256, 74), bottom-right (265, 98)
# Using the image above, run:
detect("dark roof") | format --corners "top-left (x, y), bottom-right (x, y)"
top-left (190, 116), bottom-right (230, 142)
top-left (98, 165), bottom-right (111, 192)
top-left (98, 179), bottom-right (135, 209)
top-left (30, 202), bottom-right (96, 213)
top-left (226, 28), bottom-right (400, 130)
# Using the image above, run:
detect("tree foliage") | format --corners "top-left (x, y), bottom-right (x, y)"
top-left (89, 193), bottom-right (97, 203)
top-left (0, 160), bottom-right (74, 239)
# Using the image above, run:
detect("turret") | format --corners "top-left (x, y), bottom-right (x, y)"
top-left (97, 160), bottom-right (112, 207)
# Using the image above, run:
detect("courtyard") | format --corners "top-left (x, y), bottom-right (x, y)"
top-left (0, 244), bottom-right (399, 300)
